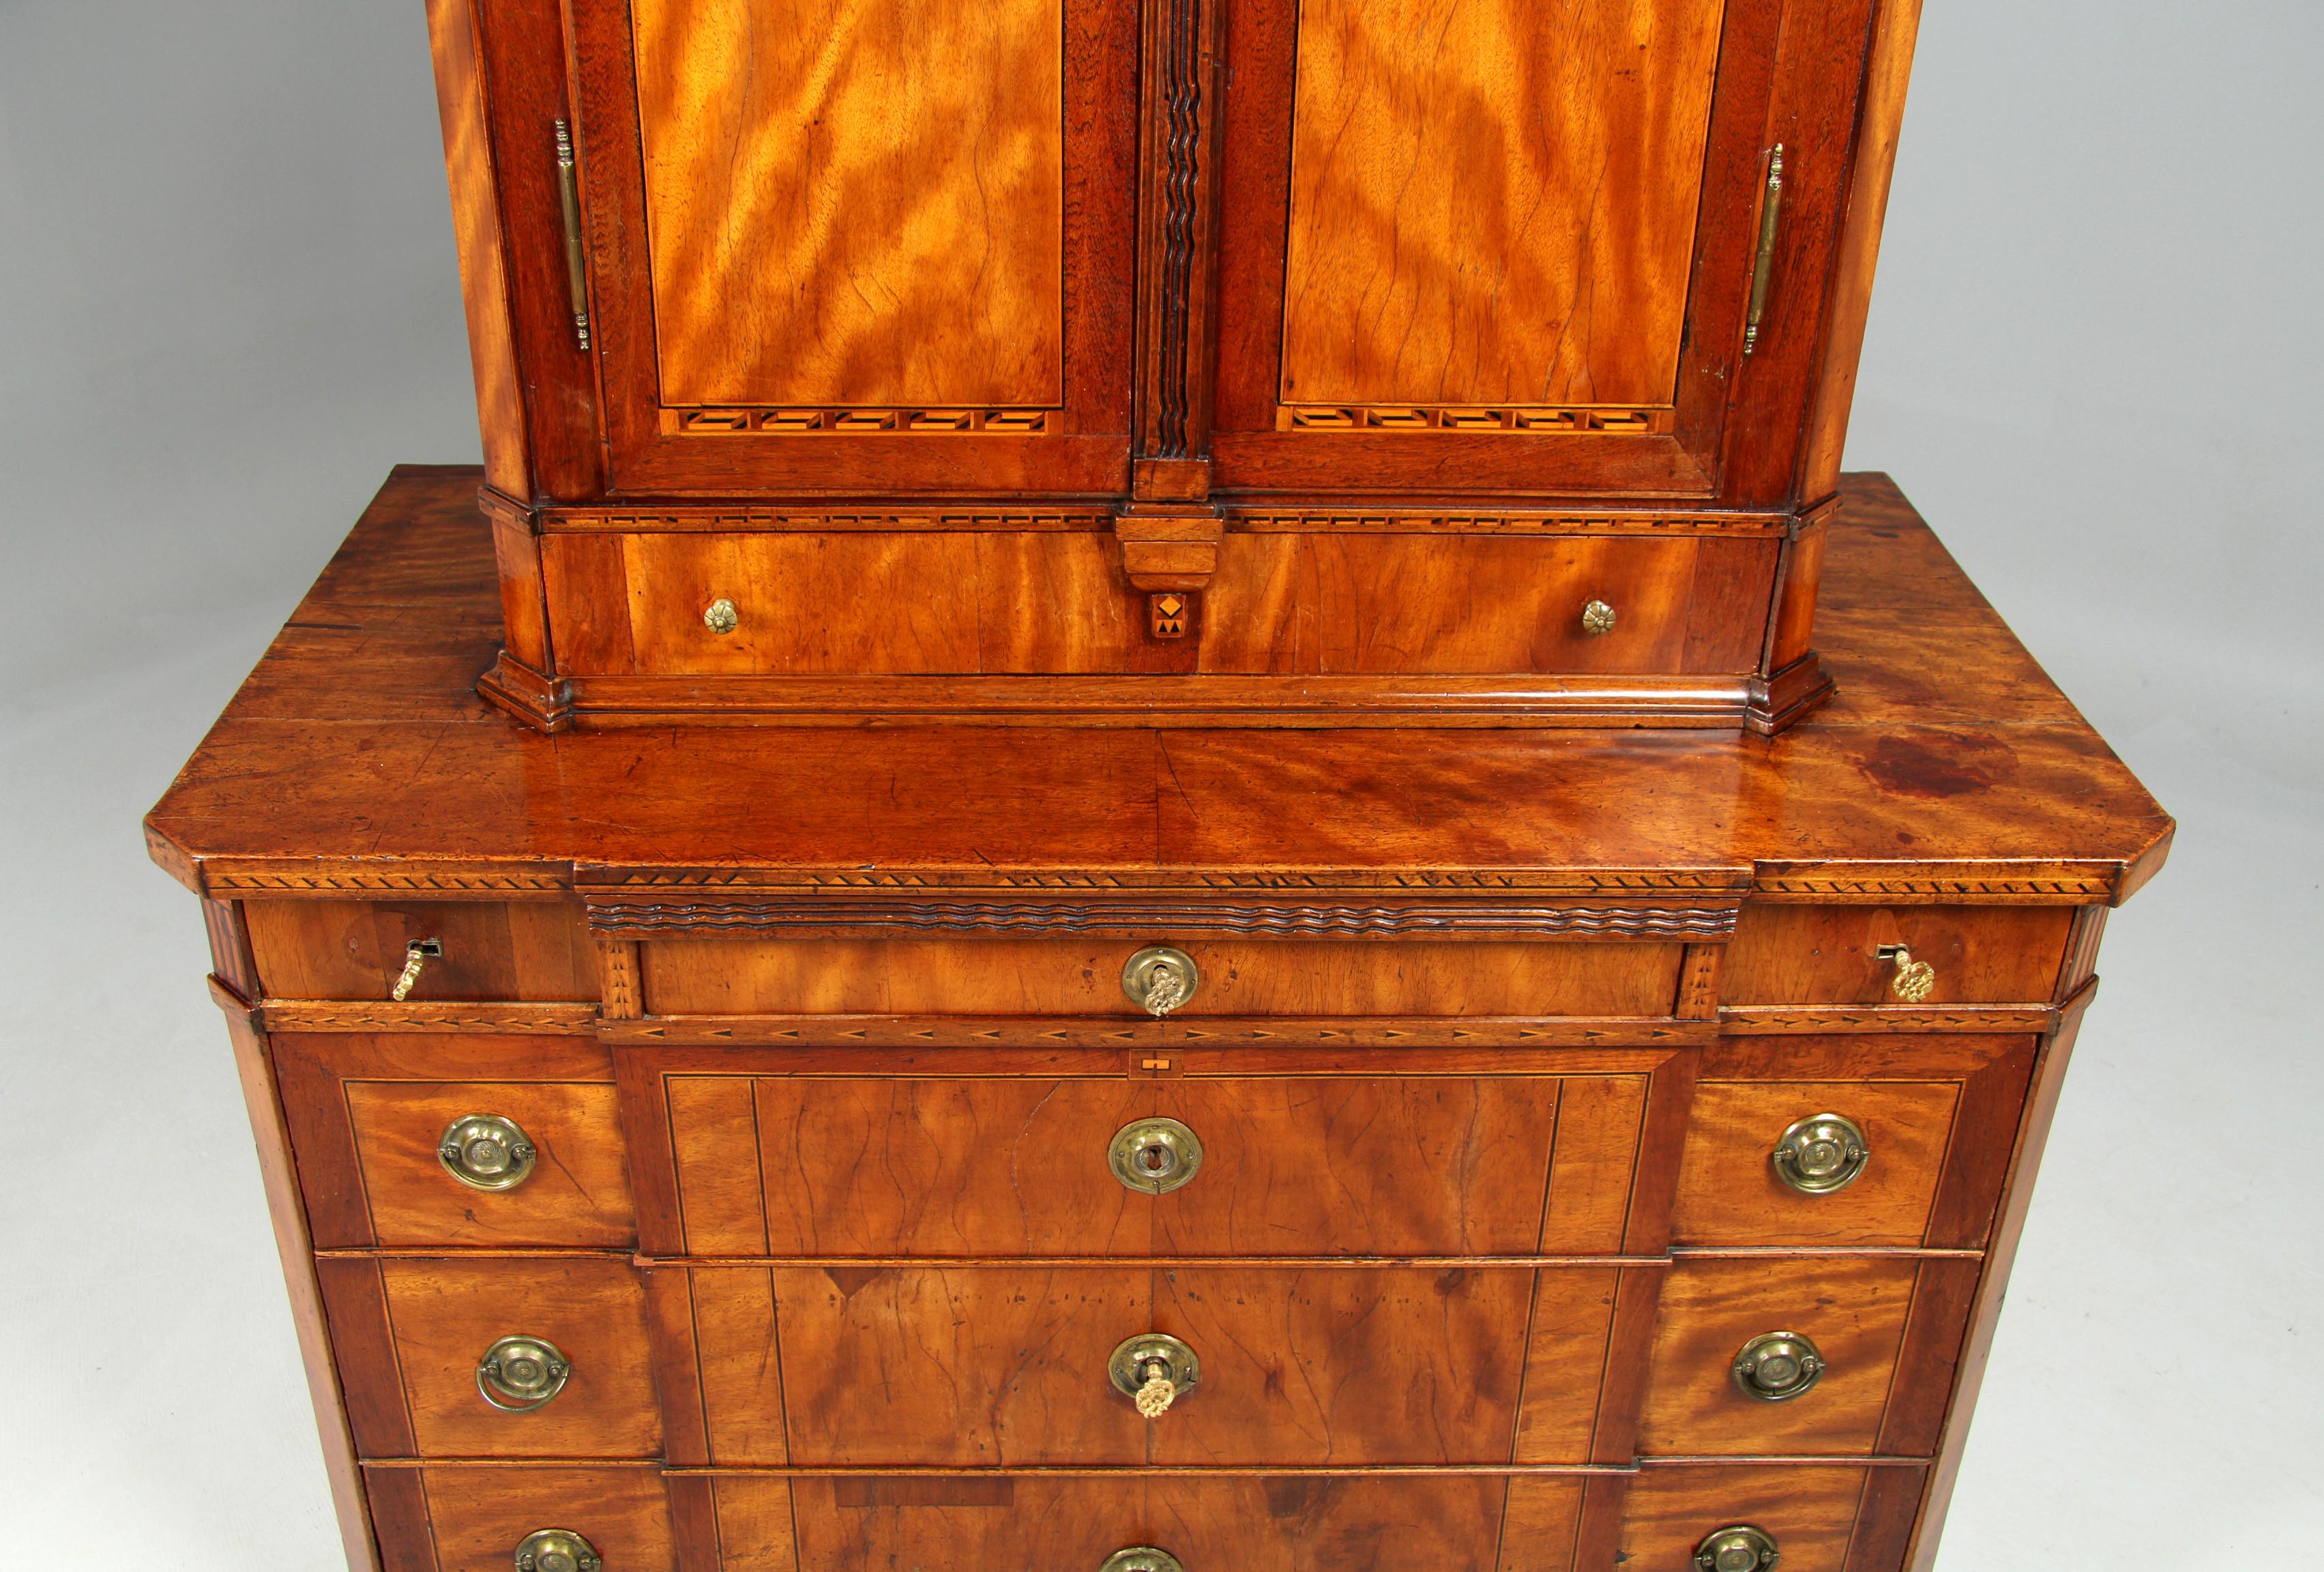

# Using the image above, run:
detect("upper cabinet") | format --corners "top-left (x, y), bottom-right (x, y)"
top-left (432, 0), bottom-right (1909, 509)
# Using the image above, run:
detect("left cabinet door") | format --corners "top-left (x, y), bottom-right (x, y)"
top-left (553, 0), bottom-right (1140, 498)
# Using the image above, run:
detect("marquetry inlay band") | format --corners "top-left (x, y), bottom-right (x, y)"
top-left (668, 407), bottom-right (1053, 435)
top-left (1277, 404), bottom-right (1674, 435)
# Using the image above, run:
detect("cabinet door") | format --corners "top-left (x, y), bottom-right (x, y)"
top-left (567, 0), bottom-right (1138, 495)
top-left (1207, 0), bottom-right (1870, 503)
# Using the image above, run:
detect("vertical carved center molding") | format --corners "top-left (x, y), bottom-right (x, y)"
top-left (1120, 0), bottom-right (1226, 621)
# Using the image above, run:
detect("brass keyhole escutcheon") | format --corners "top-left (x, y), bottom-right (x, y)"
top-left (439, 1114), bottom-right (539, 1191)
top-left (1110, 1333), bottom-right (1201, 1417)
top-left (1108, 1118), bottom-right (1204, 1195)
top-left (1694, 1524), bottom-right (1780, 1572)
top-left (1100, 1550), bottom-right (1185, 1572)
top-left (513, 1528), bottom-right (602, 1572)
top-left (1731, 1331), bottom-right (1825, 1402)
top-left (1121, 945), bottom-right (1199, 1017)
top-left (1771, 1113), bottom-right (1870, 1195)
top-left (477, 1334), bottom-right (572, 1412)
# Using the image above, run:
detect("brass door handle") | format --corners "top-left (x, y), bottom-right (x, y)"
top-left (439, 1114), bottom-right (539, 1191)
top-left (1772, 1114), bottom-right (1870, 1195)
top-left (1732, 1331), bottom-right (1825, 1401)
top-left (514, 1528), bottom-right (601, 1572)
top-left (391, 937), bottom-right (441, 1002)
top-left (1877, 943), bottom-right (1937, 1002)
top-left (1121, 946), bottom-right (1198, 1017)
top-left (477, 1335), bottom-right (572, 1412)
top-left (1695, 1525), bottom-right (1780, 1572)
top-left (1110, 1333), bottom-right (1201, 1417)
top-left (1108, 1118), bottom-right (1203, 1194)
top-left (1100, 1551), bottom-right (1184, 1572)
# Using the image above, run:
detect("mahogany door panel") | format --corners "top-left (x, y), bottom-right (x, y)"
top-left (750, 1472), bottom-right (1526, 1572)
top-left (241, 901), bottom-right (597, 1002)
top-left (1672, 1036), bottom-right (2037, 1249)
top-left (1616, 1463), bottom-right (1922, 1572)
top-left (636, 935), bottom-right (1685, 1017)
top-left (1722, 904), bottom-right (2077, 1005)
top-left (634, 1053), bottom-right (1672, 1257)
top-left (565, 0), bottom-right (1136, 495)
top-left (1637, 1255), bottom-right (1980, 1457)
top-left (321, 1255), bottom-right (658, 1459)
top-left (275, 1034), bottom-right (632, 1250)
top-left (364, 1464), bottom-right (673, 1572)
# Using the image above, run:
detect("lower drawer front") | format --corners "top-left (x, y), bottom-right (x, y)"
top-left (366, 1464), bottom-right (1924, 1572)
top-left (682, 1263), bottom-right (1643, 1466)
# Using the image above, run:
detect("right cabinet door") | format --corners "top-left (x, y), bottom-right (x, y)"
top-left (1207, 0), bottom-right (1873, 503)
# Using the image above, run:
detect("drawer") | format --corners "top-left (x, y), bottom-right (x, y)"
top-left (1636, 1255), bottom-right (1980, 1457)
top-left (1671, 1036), bottom-right (2035, 1249)
top-left (276, 1035), bottom-right (634, 1249)
top-left (637, 936), bottom-right (1686, 1017)
top-left (636, 1047), bottom-right (1689, 1257)
top-left (364, 1465), bottom-right (673, 1572)
top-left (318, 1255), bottom-right (660, 1459)
top-left (1612, 1463), bottom-right (1927, 1572)
top-left (550, 529), bottom-right (1771, 678)
top-left (243, 900), bottom-right (598, 1002)
top-left (1722, 904), bottom-right (2076, 1005)
top-left (676, 1262), bottom-right (1647, 1466)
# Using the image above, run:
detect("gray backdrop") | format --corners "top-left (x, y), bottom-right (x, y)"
top-left (2, 2), bottom-right (2316, 1564)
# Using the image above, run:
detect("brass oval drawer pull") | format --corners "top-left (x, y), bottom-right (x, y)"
top-left (1771, 1113), bottom-right (1869, 1195)
top-left (703, 597), bottom-right (740, 635)
top-left (513, 1528), bottom-right (601, 1572)
top-left (1694, 1525), bottom-right (1780, 1572)
top-left (1100, 1550), bottom-right (1183, 1572)
top-left (1731, 1331), bottom-right (1825, 1401)
top-left (390, 937), bottom-right (441, 1002)
top-left (1879, 943), bottom-right (1937, 1002)
top-left (1110, 1333), bottom-right (1201, 1418)
top-left (1121, 945), bottom-right (1198, 1017)
top-left (439, 1114), bottom-right (539, 1191)
top-left (1580, 598), bottom-right (1617, 636)
top-left (477, 1334), bottom-right (572, 1412)
top-left (1108, 1117), bottom-right (1204, 1194)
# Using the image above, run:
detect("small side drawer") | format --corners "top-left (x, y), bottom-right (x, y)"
top-left (275, 1035), bottom-right (634, 1250)
top-left (319, 1255), bottom-right (660, 1459)
top-left (1722, 903), bottom-right (2076, 1005)
top-left (638, 936), bottom-right (1686, 1018)
top-left (1671, 1036), bottom-right (2036, 1249)
top-left (1637, 1255), bottom-right (1980, 1457)
top-left (243, 900), bottom-right (598, 1002)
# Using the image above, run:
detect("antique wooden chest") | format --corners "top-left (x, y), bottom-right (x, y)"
top-left (424, 0), bottom-right (1924, 731)
top-left (148, 467), bottom-right (2169, 1572)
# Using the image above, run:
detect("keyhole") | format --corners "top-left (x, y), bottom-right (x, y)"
top-left (1140, 1145), bottom-right (1170, 1174)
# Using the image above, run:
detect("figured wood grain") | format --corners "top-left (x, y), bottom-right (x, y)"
top-left (394, 1466), bottom-right (673, 1571)
top-left (242, 901), bottom-right (598, 1004)
top-left (1497, 1476), bottom-right (1589, 1571)
top-left (632, 0), bottom-right (1063, 409)
top-left (374, 1255), bottom-right (660, 1457)
top-left (1619, 1464), bottom-right (1894, 1572)
top-left (666, 1076), bottom-right (769, 1254)
top-left (1151, 1266), bottom-right (1544, 1464)
top-left (314, 1255), bottom-right (417, 1457)
top-left (1722, 904), bottom-right (2075, 1005)
top-left (688, 1268), bottom-right (789, 1464)
top-left (1636, 1255), bottom-right (1927, 1456)
top-left (1535, 1074), bottom-right (1649, 1253)
top-left (1670, 1080), bottom-right (1959, 1248)
top-left (710, 1475), bottom-right (801, 1572)
top-left (640, 936), bottom-right (1682, 1017)
top-left (645, 1267), bottom-right (714, 1467)
top-left (1278, 0), bottom-right (1724, 409)
top-left (1511, 1267), bottom-right (1622, 1462)
top-left (344, 1081), bottom-right (633, 1248)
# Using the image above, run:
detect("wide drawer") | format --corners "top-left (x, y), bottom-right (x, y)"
top-left (242, 901), bottom-right (598, 1002)
top-left (275, 1035), bottom-right (634, 1250)
top-left (1637, 1255), bottom-right (1980, 1457)
top-left (362, 1462), bottom-right (1925, 1572)
top-left (637, 935), bottom-right (1690, 1017)
top-left (1671, 1036), bottom-right (2035, 1249)
top-left (672, 1261), bottom-right (1652, 1466)
top-left (317, 1255), bottom-right (660, 1460)
top-left (628, 1046), bottom-right (1692, 1258)
top-left (1722, 904), bottom-right (2076, 1006)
